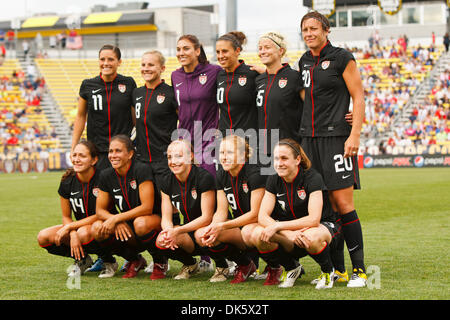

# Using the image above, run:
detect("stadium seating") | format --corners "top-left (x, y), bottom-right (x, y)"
top-left (35, 56), bottom-right (179, 126)
top-left (0, 59), bottom-right (60, 157)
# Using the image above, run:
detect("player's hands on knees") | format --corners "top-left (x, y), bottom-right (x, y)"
top-left (160, 228), bottom-right (178, 250)
top-left (55, 225), bottom-right (70, 246)
top-left (294, 229), bottom-right (312, 249)
top-left (69, 232), bottom-right (85, 260)
top-left (100, 215), bottom-right (118, 236)
top-left (201, 223), bottom-right (222, 247)
top-left (115, 222), bottom-right (133, 242)
top-left (260, 223), bottom-right (279, 243)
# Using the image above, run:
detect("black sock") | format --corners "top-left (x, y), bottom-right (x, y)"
top-left (246, 248), bottom-right (260, 269)
top-left (330, 233), bottom-right (346, 273)
top-left (150, 251), bottom-right (168, 265)
top-left (136, 230), bottom-right (159, 252)
top-left (341, 210), bottom-right (365, 272)
top-left (41, 244), bottom-right (71, 257)
top-left (259, 246), bottom-right (296, 269)
top-left (83, 239), bottom-right (116, 263)
top-left (166, 247), bottom-right (196, 266)
top-left (207, 243), bottom-right (249, 267)
top-left (309, 243), bottom-right (333, 273)
top-left (109, 239), bottom-right (140, 262)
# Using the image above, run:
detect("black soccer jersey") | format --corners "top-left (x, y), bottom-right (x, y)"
top-left (98, 159), bottom-right (153, 213)
top-left (133, 81), bottom-right (178, 163)
top-left (58, 170), bottom-right (101, 221)
top-left (299, 41), bottom-right (354, 137)
top-left (216, 60), bottom-right (259, 136)
top-left (255, 63), bottom-right (303, 154)
top-left (215, 163), bottom-right (266, 219)
top-left (160, 165), bottom-right (216, 224)
top-left (79, 74), bottom-right (137, 152)
top-left (265, 167), bottom-right (334, 223)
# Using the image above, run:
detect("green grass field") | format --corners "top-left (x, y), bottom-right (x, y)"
top-left (0, 168), bottom-right (449, 300)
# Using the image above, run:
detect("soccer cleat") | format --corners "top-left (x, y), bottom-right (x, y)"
top-left (174, 260), bottom-right (199, 280)
top-left (226, 259), bottom-right (237, 275)
top-left (198, 259), bottom-right (214, 273)
top-left (347, 268), bottom-right (367, 288)
top-left (150, 263), bottom-right (169, 280)
top-left (253, 265), bottom-right (269, 280)
top-left (312, 269), bottom-right (347, 284)
top-left (209, 267), bottom-right (230, 283)
top-left (230, 261), bottom-right (256, 284)
top-left (122, 255), bottom-right (147, 279)
top-left (145, 261), bottom-right (171, 274)
top-left (334, 270), bottom-right (349, 283)
top-left (278, 264), bottom-right (305, 288)
top-left (86, 258), bottom-right (104, 272)
top-left (68, 255), bottom-right (93, 277)
top-left (263, 266), bottom-right (283, 286)
top-left (98, 261), bottom-right (118, 278)
top-left (315, 270), bottom-right (335, 290)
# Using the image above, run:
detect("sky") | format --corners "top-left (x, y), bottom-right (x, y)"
top-left (0, 0), bottom-right (308, 44)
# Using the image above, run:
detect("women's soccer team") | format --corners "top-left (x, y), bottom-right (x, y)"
top-left (37, 11), bottom-right (368, 289)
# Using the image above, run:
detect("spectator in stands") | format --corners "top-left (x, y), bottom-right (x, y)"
top-left (0, 43), bottom-right (5, 66)
top-left (444, 33), bottom-right (449, 52)
top-left (6, 30), bottom-right (15, 51)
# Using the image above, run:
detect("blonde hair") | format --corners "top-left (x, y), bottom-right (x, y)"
top-left (221, 135), bottom-right (253, 163)
top-left (167, 139), bottom-right (198, 165)
top-left (259, 31), bottom-right (287, 57)
top-left (142, 50), bottom-right (166, 66)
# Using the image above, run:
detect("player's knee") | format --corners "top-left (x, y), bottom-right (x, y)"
top-left (76, 226), bottom-right (92, 243)
top-left (241, 225), bottom-right (254, 245)
top-left (37, 229), bottom-right (50, 246)
top-left (91, 221), bottom-right (103, 239)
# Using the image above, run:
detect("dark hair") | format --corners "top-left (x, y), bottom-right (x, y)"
top-left (300, 11), bottom-right (331, 33)
top-left (276, 138), bottom-right (311, 170)
top-left (62, 140), bottom-right (99, 182)
top-left (178, 34), bottom-right (209, 64)
top-left (217, 31), bottom-right (247, 51)
top-left (110, 134), bottom-right (134, 153)
top-left (99, 44), bottom-right (122, 60)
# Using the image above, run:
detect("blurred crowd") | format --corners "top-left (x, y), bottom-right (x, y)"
top-left (0, 69), bottom-right (60, 160)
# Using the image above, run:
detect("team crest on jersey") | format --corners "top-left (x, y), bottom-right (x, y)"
top-left (199, 74), bottom-right (207, 85)
top-left (118, 84), bottom-right (126, 93)
top-left (297, 188), bottom-right (306, 200)
top-left (238, 76), bottom-right (247, 86)
top-left (93, 188), bottom-right (100, 197)
top-left (278, 78), bottom-right (288, 88)
top-left (242, 182), bottom-right (248, 193)
top-left (130, 180), bottom-right (137, 190)
top-left (321, 61), bottom-right (330, 70)
top-left (191, 188), bottom-right (197, 200)
top-left (157, 94), bottom-right (165, 104)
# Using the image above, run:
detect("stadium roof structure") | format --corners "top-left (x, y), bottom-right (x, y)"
top-left (0, 10), bottom-right (157, 38)
top-left (303, 0), bottom-right (449, 6)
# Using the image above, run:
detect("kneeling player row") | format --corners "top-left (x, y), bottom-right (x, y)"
top-left (37, 134), bottom-right (365, 288)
